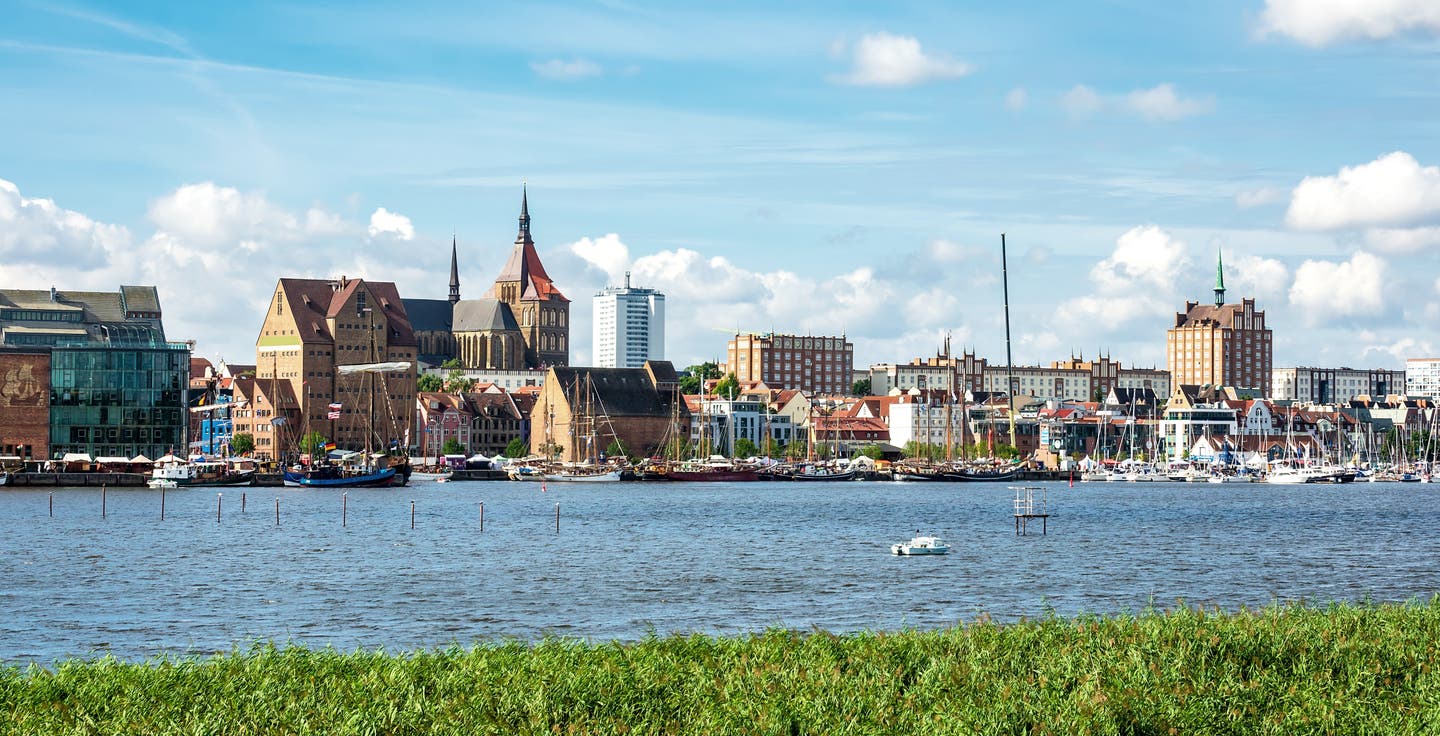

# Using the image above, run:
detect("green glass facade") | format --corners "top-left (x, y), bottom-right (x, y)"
top-left (48, 344), bottom-right (190, 458)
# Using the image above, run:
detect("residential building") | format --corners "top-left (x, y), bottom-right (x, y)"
top-left (593, 272), bottom-right (664, 369)
top-left (870, 347), bottom-right (987, 396)
top-left (687, 395), bottom-right (796, 456)
top-left (1166, 250), bottom-right (1273, 396)
top-left (886, 390), bottom-right (971, 450)
top-left (1406, 358), bottom-right (1440, 399)
top-left (1156, 385), bottom-right (1240, 462)
top-left (415, 389), bottom-right (529, 457)
top-left (229, 375), bottom-right (299, 459)
top-left (1272, 366), bottom-right (1406, 403)
top-left (724, 332), bottom-right (854, 395)
top-left (0, 285), bottom-right (188, 460)
top-left (404, 188), bottom-right (569, 371)
top-left (531, 361), bottom-right (688, 461)
top-left (979, 356), bottom-right (1170, 403)
top-left (253, 275), bottom-right (417, 460)
top-left (419, 367), bottom-right (546, 391)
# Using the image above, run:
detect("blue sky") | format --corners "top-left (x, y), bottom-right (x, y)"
top-left (3, 0), bottom-right (1440, 372)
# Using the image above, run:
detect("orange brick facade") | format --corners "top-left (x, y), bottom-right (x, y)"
top-left (0, 351), bottom-right (50, 458)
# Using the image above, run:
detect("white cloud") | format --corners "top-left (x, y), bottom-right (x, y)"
top-left (1004, 87), bottom-right (1027, 112)
top-left (0, 177), bottom-right (128, 269)
top-left (569, 233), bottom-right (631, 283)
top-left (1124, 83), bottom-right (1214, 122)
top-left (1286, 151), bottom-right (1440, 231)
top-left (1227, 254), bottom-right (1291, 302)
top-left (367, 207), bottom-right (415, 241)
top-left (1259, 0), bottom-right (1440, 46)
top-left (1362, 336), bottom-right (1435, 366)
top-left (1288, 251), bottom-right (1388, 325)
top-left (1061, 84), bottom-right (1102, 120)
top-left (1236, 186), bottom-right (1286, 209)
top-left (530, 58), bottom-right (603, 80)
top-left (831, 32), bottom-right (972, 87)
top-left (1056, 226), bottom-right (1191, 332)
top-left (1363, 226), bottom-right (1440, 254)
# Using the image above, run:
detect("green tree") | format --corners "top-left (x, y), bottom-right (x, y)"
top-left (604, 439), bottom-right (630, 461)
top-left (733, 438), bottom-right (759, 458)
top-left (441, 438), bottom-right (465, 455)
top-left (417, 373), bottom-right (443, 393)
top-left (440, 358), bottom-right (463, 370)
top-left (504, 437), bottom-right (529, 458)
top-left (299, 431), bottom-right (328, 456)
top-left (539, 440), bottom-right (564, 460)
top-left (852, 378), bottom-right (872, 396)
top-left (858, 444), bottom-right (884, 460)
top-left (229, 432), bottom-right (254, 456)
top-left (679, 362), bottom-right (722, 394)
top-left (713, 372), bottom-right (739, 398)
top-left (444, 369), bottom-right (475, 394)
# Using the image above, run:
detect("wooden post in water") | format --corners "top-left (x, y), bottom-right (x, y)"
top-left (217, 493), bottom-right (222, 523)
top-left (479, 501), bottom-right (484, 532)
top-left (161, 487), bottom-right (166, 521)
top-left (242, 492), bottom-right (247, 513)
top-left (411, 499), bottom-right (416, 529)
top-left (275, 497), bottom-right (280, 525)
top-left (555, 502), bottom-right (560, 533)
top-left (48, 492), bottom-right (52, 517)
top-left (101, 486), bottom-right (107, 519)
top-left (342, 493), bottom-right (347, 527)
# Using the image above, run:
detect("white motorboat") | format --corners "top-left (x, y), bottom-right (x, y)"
top-left (891, 535), bottom-right (950, 555)
top-left (542, 468), bottom-right (623, 482)
top-left (410, 469), bottom-right (454, 482)
top-left (147, 478), bottom-right (178, 489)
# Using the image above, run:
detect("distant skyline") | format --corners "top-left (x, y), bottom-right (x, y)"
top-left (3, 1), bottom-right (1440, 371)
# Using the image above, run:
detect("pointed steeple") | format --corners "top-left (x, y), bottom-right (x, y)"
top-left (448, 234), bottom-right (461, 304)
top-left (518, 183), bottom-right (531, 242)
top-left (1214, 247), bottom-right (1226, 306)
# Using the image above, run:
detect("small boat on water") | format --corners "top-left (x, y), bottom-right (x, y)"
top-left (891, 535), bottom-right (950, 555)
top-left (152, 456), bottom-right (256, 487)
top-left (661, 457), bottom-right (761, 482)
top-left (409, 468), bottom-right (454, 482)
top-left (147, 478), bottom-right (178, 489)
top-left (542, 465), bottom-right (624, 482)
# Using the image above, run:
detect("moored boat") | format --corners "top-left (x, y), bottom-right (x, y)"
top-left (891, 535), bottom-right (950, 555)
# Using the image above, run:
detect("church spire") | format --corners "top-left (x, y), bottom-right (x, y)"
top-left (1214, 247), bottom-right (1226, 306)
top-left (448, 234), bottom-right (460, 304)
top-left (518, 183), bottom-right (531, 242)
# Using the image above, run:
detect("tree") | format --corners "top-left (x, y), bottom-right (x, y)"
top-left (441, 438), bottom-right (465, 455)
top-left (444, 369), bottom-right (475, 394)
top-left (229, 432), bottom-right (254, 456)
top-left (417, 374), bottom-right (443, 393)
top-left (852, 378), bottom-right (872, 396)
top-left (504, 437), bottom-right (529, 458)
top-left (539, 440), bottom-right (564, 460)
top-left (605, 439), bottom-right (630, 461)
top-left (733, 438), bottom-right (759, 458)
top-left (440, 358), bottom-right (463, 370)
top-left (679, 362), bottom-right (722, 394)
top-left (713, 372), bottom-right (739, 399)
top-left (858, 444), bottom-right (884, 460)
top-left (298, 431), bottom-right (328, 456)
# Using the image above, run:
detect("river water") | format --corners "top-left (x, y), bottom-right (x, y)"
top-left (1, 480), bottom-right (1436, 663)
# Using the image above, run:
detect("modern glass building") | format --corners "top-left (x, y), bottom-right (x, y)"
top-left (48, 343), bottom-right (189, 458)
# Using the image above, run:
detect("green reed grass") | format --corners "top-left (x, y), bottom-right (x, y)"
top-left (4, 599), bottom-right (1440, 734)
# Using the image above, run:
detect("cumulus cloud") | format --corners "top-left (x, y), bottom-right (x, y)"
top-left (1286, 151), bottom-right (1440, 231)
top-left (831, 32), bottom-right (972, 87)
top-left (1227, 254), bottom-right (1291, 302)
top-left (0, 177), bottom-right (127, 269)
top-left (1259, 0), bottom-right (1440, 46)
top-left (1364, 226), bottom-right (1440, 254)
top-left (1061, 84), bottom-right (1102, 120)
top-left (1288, 251), bottom-right (1388, 325)
top-left (1123, 83), bottom-right (1214, 122)
top-left (367, 207), bottom-right (415, 241)
top-left (1004, 87), bottom-right (1028, 112)
top-left (1056, 226), bottom-right (1192, 332)
top-left (570, 233), bottom-right (631, 283)
top-left (1362, 336), bottom-right (1435, 366)
top-left (148, 182), bottom-right (303, 247)
top-left (530, 58), bottom-right (604, 81)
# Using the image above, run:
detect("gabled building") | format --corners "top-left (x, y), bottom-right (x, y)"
top-left (254, 275), bottom-right (417, 459)
top-left (1166, 250), bottom-right (1273, 397)
top-left (531, 361), bottom-right (688, 461)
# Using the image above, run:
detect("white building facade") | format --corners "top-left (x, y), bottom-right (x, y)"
top-left (1272, 367), bottom-right (1406, 403)
top-left (1406, 359), bottom-right (1440, 400)
top-left (592, 273), bottom-right (665, 369)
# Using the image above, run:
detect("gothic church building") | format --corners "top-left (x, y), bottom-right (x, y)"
top-left (405, 188), bottom-right (571, 371)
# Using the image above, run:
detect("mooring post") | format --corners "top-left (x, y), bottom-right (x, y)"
top-left (479, 501), bottom-right (484, 532)
top-left (101, 485), bottom-right (107, 519)
top-left (342, 492), bottom-right (347, 527)
top-left (217, 492), bottom-right (222, 523)
top-left (555, 502), bottom-right (560, 533)
top-left (242, 492), bottom-right (247, 514)
top-left (275, 497), bottom-right (280, 526)
top-left (161, 487), bottom-right (166, 521)
top-left (411, 499), bottom-right (415, 529)
top-left (48, 492), bottom-right (52, 517)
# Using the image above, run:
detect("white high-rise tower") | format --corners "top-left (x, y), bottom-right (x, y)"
top-left (592, 272), bottom-right (665, 368)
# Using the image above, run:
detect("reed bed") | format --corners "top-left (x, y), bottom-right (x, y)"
top-left (4, 600), bottom-right (1440, 734)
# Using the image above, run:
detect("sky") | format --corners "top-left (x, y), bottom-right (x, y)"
top-left (3, 0), bottom-right (1440, 373)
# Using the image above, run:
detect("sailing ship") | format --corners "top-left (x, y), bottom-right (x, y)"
top-left (283, 357), bottom-right (414, 488)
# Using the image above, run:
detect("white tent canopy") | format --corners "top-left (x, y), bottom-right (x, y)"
top-left (61, 452), bottom-right (93, 463)
top-left (94, 456), bottom-right (131, 464)
top-left (130, 454), bottom-right (153, 464)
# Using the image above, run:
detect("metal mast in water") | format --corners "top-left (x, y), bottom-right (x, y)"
top-left (1001, 233), bottom-right (1017, 455)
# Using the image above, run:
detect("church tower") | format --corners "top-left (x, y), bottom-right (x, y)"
top-left (491, 186), bottom-right (570, 368)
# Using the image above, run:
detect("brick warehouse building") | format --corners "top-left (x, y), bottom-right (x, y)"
top-left (240, 276), bottom-right (417, 460)
top-left (724, 332), bottom-right (854, 395)
top-left (1166, 251), bottom-right (1273, 397)
top-left (530, 361), bottom-right (689, 461)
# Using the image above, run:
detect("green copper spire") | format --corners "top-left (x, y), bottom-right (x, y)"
top-left (1214, 247), bottom-right (1226, 306)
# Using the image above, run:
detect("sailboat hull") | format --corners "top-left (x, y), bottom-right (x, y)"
top-left (283, 466), bottom-right (399, 487)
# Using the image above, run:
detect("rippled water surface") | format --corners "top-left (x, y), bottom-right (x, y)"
top-left (2, 480), bottom-right (1437, 663)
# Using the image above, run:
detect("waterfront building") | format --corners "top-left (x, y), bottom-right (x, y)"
top-left (418, 366), bottom-right (546, 391)
top-left (869, 347), bottom-right (986, 396)
top-left (530, 361), bottom-right (688, 461)
top-left (0, 285), bottom-right (188, 460)
top-left (592, 272), bottom-right (664, 369)
top-left (1156, 385), bottom-right (1239, 462)
top-left (885, 389), bottom-right (971, 451)
top-left (978, 356), bottom-right (1170, 404)
top-left (253, 275), bottom-right (417, 460)
top-left (686, 395), bottom-right (796, 456)
top-left (404, 188), bottom-right (569, 371)
top-left (723, 332), bottom-right (853, 395)
top-left (1166, 251), bottom-right (1273, 397)
top-left (1272, 366), bottom-right (1406, 404)
top-left (1406, 358), bottom-right (1440, 399)
top-left (415, 389), bottom-right (529, 457)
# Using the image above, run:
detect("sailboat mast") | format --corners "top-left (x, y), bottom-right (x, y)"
top-left (1001, 233), bottom-right (1017, 456)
